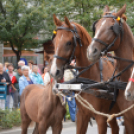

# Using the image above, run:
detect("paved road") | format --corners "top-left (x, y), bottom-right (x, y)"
top-left (0, 122), bottom-right (124, 134)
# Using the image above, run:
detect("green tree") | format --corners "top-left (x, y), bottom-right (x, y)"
top-left (73, 0), bottom-right (134, 36)
top-left (0, 0), bottom-right (75, 62)
top-left (0, 0), bottom-right (47, 61)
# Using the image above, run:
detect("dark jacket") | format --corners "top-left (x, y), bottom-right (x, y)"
top-left (0, 72), bottom-right (11, 95)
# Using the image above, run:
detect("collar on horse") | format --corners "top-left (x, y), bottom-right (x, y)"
top-left (52, 24), bottom-right (82, 65)
top-left (92, 13), bottom-right (124, 55)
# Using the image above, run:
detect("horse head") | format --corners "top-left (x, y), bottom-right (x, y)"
top-left (87, 5), bottom-right (126, 62)
top-left (50, 15), bottom-right (86, 80)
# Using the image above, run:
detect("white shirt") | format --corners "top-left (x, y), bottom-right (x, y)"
top-left (43, 72), bottom-right (50, 86)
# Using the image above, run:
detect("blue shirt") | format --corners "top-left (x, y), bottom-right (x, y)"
top-left (19, 75), bottom-right (36, 95)
top-left (30, 72), bottom-right (44, 85)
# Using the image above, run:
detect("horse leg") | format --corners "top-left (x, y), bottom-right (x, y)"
top-left (108, 118), bottom-right (119, 134)
top-left (20, 100), bottom-right (31, 134)
top-left (38, 120), bottom-right (49, 134)
top-left (52, 122), bottom-right (62, 134)
top-left (95, 115), bottom-right (107, 134)
top-left (76, 110), bottom-right (90, 134)
top-left (32, 123), bottom-right (39, 134)
top-left (21, 117), bottom-right (31, 134)
top-left (123, 117), bottom-right (134, 134)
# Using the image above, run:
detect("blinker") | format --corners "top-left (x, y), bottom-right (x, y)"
top-left (116, 16), bottom-right (120, 22)
top-left (53, 30), bottom-right (57, 34)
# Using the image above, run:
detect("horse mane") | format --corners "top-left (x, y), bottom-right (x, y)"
top-left (71, 22), bottom-right (92, 45)
top-left (125, 23), bottom-right (134, 46)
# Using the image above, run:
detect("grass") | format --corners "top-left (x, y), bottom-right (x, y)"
top-left (0, 109), bottom-right (21, 129)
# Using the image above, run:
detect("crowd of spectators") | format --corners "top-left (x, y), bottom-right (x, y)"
top-left (0, 60), bottom-right (50, 110)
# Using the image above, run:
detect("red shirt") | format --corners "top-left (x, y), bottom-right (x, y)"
top-left (12, 76), bottom-right (18, 84)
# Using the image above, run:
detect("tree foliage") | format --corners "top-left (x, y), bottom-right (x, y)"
top-left (0, 0), bottom-right (134, 61)
top-left (73, 0), bottom-right (134, 35)
top-left (0, 0), bottom-right (47, 61)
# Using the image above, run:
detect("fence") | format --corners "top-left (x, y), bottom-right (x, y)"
top-left (0, 83), bottom-right (7, 110)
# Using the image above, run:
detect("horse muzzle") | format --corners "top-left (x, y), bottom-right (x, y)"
top-left (87, 45), bottom-right (101, 62)
top-left (125, 90), bottom-right (134, 101)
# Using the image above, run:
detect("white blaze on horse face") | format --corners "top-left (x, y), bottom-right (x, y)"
top-left (90, 20), bottom-right (107, 47)
top-left (60, 34), bottom-right (63, 42)
top-left (50, 34), bottom-right (63, 76)
top-left (125, 67), bottom-right (134, 96)
top-left (94, 20), bottom-right (106, 39)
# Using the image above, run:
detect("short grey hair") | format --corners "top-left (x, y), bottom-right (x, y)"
top-left (21, 65), bottom-right (30, 71)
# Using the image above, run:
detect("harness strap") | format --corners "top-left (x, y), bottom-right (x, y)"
top-left (54, 55), bottom-right (68, 62)
top-left (92, 38), bottom-right (108, 47)
top-left (54, 24), bottom-right (82, 64)
top-left (99, 58), bottom-right (103, 82)
top-left (103, 14), bottom-right (117, 19)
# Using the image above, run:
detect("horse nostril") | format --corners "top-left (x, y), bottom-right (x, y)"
top-left (93, 48), bottom-right (98, 54)
top-left (126, 92), bottom-right (131, 97)
top-left (56, 70), bottom-right (60, 76)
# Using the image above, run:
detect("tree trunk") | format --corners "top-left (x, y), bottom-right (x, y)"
top-left (16, 52), bottom-right (20, 62)
top-left (10, 42), bottom-right (21, 63)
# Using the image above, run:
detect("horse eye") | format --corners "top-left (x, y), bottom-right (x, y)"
top-left (66, 41), bottom-right (72, 46)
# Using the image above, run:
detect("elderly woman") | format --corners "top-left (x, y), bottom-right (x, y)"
top-left (19, 65), bottom-right (36, 96)
top-left (30, 65), bottom-right (44, 85)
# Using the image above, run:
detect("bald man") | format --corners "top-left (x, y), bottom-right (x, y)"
top-left (18, 60), bottom-right (25, 67)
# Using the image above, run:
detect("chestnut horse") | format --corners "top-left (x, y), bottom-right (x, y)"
top-left (50, 15), bottom-right (120, 134)
top-left (20, 83), bottom-right (66, 134)
top-left (87, 5), bottom-right (134, 134)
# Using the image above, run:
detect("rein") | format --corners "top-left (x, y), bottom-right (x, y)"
top-left (106, 54), bottom-right (134, 82)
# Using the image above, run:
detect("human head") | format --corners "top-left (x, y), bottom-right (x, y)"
top-left (32, 65), bottom-right (38, 74)
top-left (4, 62), bottom-right (9, 68)
top-left (28, 60), bottom-right (34, 68)
top-left (21, 65), bottom-right (29, 77)
top-left (7, 63), bottom-right (14, 73)
top-left (17, 66), bottom-right (23, 75)
top-left (43, 66), bottom-right (48, 74)
top-left (0, 63), bottom-right (4, 74)
top-left (18, 60), bottom-right (25, 67)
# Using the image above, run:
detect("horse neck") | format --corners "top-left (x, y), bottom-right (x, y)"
top-left (114, 23), bottom-right (134, 82)
top-left (76, 41), bottom-right (99, 80)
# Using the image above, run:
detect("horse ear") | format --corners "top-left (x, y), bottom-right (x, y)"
top-left (121, 14), bottom-right (127, 21)
top-left (115, 4), bottom-right (126, 17)
top-left (53, 14), bottom-right (62, 26)
top-left (64, 16), bottom-right (73, 28)
top-left (104, 5), bottom-right (110, 12)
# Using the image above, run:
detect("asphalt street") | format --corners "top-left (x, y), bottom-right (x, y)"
top-left (0, 121), bottom-right (124, 134)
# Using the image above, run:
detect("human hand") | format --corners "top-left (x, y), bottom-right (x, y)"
top-left (1, 78), bottom-right (6, 83)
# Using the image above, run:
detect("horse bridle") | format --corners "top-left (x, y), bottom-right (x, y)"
top-left (92, 14), bottom-right (124, 55)
top-left (52, 24), bottom-right (82, 65)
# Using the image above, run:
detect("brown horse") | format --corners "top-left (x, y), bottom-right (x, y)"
top-left (87, 5), bottom-right (134, 134)
top-left (50, 15), bottom-right (120, 134)
top-left (20, 83), bottom-right (66, 134)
